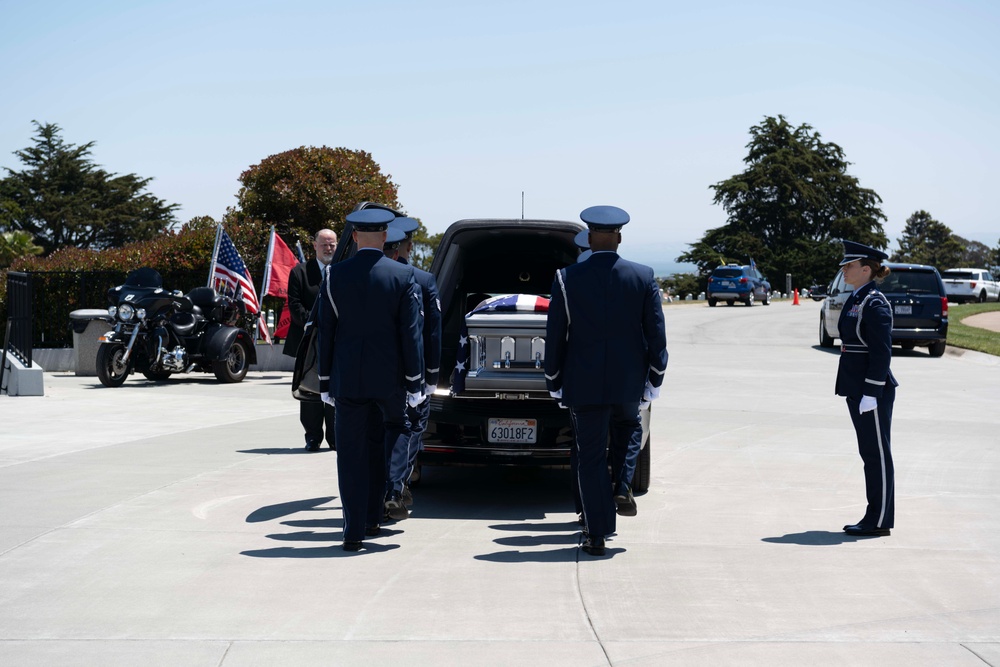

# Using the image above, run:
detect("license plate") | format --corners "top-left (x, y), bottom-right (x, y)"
top-left (721, 281), bottom-right (732, 287)
top-left (487, 418), bottom-right (537, 444)
top-left (894, 305), bottom-right (912, 315)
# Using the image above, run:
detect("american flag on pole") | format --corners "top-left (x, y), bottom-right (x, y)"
top-left (213, 230), bottom-right (260, 313)
top-left (451, 294), bottom-right (549, 393)
top-left (212, 229), bottom-right (271, 343)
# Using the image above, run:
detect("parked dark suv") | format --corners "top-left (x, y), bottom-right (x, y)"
top-left (707, 264), bottom-right (771, 306)
top-left (818, 262), bottom-right (949, 356)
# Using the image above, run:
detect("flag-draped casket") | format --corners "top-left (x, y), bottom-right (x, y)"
top-left (452, 294), bottom-right (551, 396)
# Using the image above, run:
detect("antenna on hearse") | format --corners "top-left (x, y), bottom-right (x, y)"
top-left (521, 191), bottom-right (524, 220)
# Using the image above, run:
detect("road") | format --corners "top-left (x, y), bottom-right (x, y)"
top-left (1, 298), bottom-right (998, 666)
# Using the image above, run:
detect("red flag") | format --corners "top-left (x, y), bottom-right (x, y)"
top-left (265, 233), bottom-right (299, 299)
top-left (274, 306), bottom-right (292, 340)
top-left (263, 230), bottom-right (300, 340)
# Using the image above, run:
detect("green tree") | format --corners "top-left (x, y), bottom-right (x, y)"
top-left (679, 115), bottom-right (887, 288)
top-left (0, 230), bottom-right (44, 267)
top-left (953, 235), bottom-right (993, 268)
top-left (658, 272), bottom-right (701, 299)
top-left (891, 210), bottom-right (964, 269)
top-left (235, 146), bottom-right (400, 243)
top-left (0, 121), bottom-right (178, 253)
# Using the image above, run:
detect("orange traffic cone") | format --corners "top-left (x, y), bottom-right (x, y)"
top-left (792, 289), bottom-right (800, 305)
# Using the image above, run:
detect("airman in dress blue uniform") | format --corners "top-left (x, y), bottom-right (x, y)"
top-left (384, 217), bottom-right (442, 515)
top-left (544, 206), bottom-right (668, 556)
top-left (835, 240), bottom-right (898, 537)
top-left (317, 208), bottom-right (424, 551)
top-left (568, 226), bottom-right (642, 518)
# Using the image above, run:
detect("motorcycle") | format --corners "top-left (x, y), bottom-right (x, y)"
top-left (95, 267), bottom-right (257, 387)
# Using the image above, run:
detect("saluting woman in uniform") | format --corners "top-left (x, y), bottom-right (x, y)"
top-left (835, 240), bottom-right (898, 537)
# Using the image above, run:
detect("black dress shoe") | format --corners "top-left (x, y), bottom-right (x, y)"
top-left (614, 485), bottom-right (637, 517)
top-left (304, 436), bottom-right (321, 452)
top-left (843, 524), bottom-right (891, 536)
top-left (343, 540), bottom-right (363, 552)
top-left (581, 536), bottom-right (606, 556)
top-left (365, 525), bottom-right (381, 537)
top-left (384, 491), bottom-right (409, 521)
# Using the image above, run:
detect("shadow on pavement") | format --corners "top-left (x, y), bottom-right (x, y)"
top-left (762, 530), bottom-right (883, 545)
top-left (238, 448), bottom-right (333, 455)
top-left (245, 496), bottom-right (336, 523)
top-left (241, 542), bottom-right (401, 558)
top-left (411, 466), bottom-right (574, 521)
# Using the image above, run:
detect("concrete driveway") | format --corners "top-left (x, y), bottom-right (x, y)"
top-left (1, 299), bottom-right (997, 666)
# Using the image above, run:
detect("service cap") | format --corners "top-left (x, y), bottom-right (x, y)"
top-left (390, 216), bottom-right (419, 238)
top-left (580, 205), bottom-right (629, 231)
top-left (573, 229), bottom-right (590, 249)
top-left (383, 226), bottom-right (406, 250)
top-left (839, 240), bottom-right (889, 266)
top-left (577, 249), bottom-right (593, 263)
top-left (347, 208), bottom-right (395, 232)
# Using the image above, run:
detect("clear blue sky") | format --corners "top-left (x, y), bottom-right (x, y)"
top-left (2, 0), bottom-right (998, 274)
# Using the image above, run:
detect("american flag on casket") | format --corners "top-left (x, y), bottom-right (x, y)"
top-left (451, 294), bottom-right (549, 393)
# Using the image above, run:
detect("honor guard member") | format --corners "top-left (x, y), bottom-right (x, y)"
top-left (835, 240), bottom-right (898, 537)
top-left (285, 228), bottom-right (338, 452)
top-left (317, 208), bottom-right (424, 552)
top-left (571, 226), bottom-right (638, 515)
top-left (384, 216), bottom-right (442, 514)
top-left (544, 206), bottom-right (668, 556)
top-left (574, 229), bottom-right (593, 263)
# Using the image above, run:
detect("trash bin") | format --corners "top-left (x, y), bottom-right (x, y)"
top-left (70, 309), bottom-right (113, 376)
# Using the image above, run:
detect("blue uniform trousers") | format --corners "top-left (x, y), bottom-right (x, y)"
top-left (388, 398), bottom-right (428, 494)
top-left (569, 403), bottom-right (641, 515)
top-left (334, 391), bottom-right (407, 541)
top-left (846, 382), bottom-right (895, 529)
top-left (570, 406), bottom-right (619, 538)
top-left (609, 403), bottom-right (642, 492)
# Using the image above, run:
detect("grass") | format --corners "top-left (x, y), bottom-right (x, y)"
top-left (947, 301), bottom-right (1000, 356)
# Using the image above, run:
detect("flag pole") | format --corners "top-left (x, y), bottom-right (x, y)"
top-left (261, 225), bottom-right (276, 299)
top-left (295, 240), bottom-right (306, 263)
top-left (207, 223), bottom-right (223, 289)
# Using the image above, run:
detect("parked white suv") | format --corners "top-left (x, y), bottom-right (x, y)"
top-left (941, 268), bottom-right (1000, 303)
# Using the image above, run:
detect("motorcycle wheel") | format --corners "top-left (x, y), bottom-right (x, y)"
top-left (213, 339), bottom-right (250, 383)
top-left (142, 370), bottom-right (173, 382)
top-left (97, 343), bottom-right (131, 387)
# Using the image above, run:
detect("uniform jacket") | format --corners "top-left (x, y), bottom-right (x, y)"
top-left (835, 281), bottom-right (899, 399)
top-left (544, 251), bottom-right (668, 407)
top-left (399, 258), bottom-right (443, 388)
top-left (317, 248), bottom-right (424, 399)
top-left (283, 258), bottom-right (323, 357)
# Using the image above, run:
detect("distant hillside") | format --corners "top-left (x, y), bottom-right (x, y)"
top-left (621, 240), bottom-right (698, 277)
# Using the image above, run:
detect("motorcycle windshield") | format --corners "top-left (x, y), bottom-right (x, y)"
top-left (125, 267), bottom-right (163, 288)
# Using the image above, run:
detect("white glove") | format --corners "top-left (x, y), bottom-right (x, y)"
top-left (406, 391), bottom-right (424, 408)
top-left (423, 384), bottom-right (437, 397)
top-left (639, 399), bottom-right (650, 410)
top-left (859, 395), bottom-right (877, 414)
top-left (549, 389), bottom-right (562, 400)
top-left (321, 391), bottom-right (335, 406)
top-left (643, 382), bottom-right (660, 402)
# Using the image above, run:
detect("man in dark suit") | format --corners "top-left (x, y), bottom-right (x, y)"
top-left (317, 209), bottom-right (424, 552)
top-left (545, 205), bottom-right (668, 556)
top-left (384, 217), bottom-right (442, 515)
top-left (284, 228), bottom-right (338, 452)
